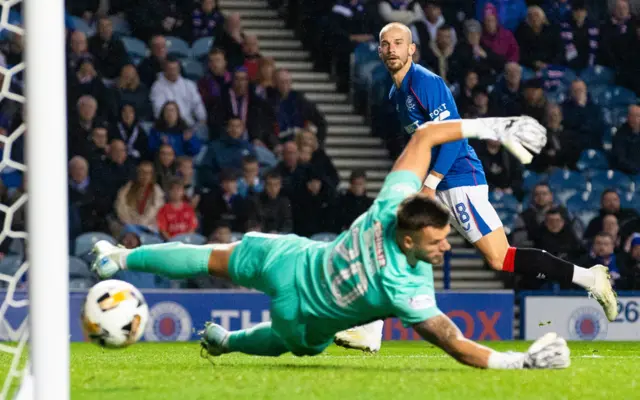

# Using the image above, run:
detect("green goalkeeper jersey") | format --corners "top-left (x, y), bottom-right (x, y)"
top-left (296, 170), bottom-right (443, 331)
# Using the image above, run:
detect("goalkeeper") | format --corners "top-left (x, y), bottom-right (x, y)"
top-left (92, 116), bottom-right (571, 369)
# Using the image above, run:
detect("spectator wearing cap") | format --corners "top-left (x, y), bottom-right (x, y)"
top-left (88, 16), bottom-right (131, 80)
top-left (200, 169), bottom-right (255, 234)
top-left (421, 25), bottom-right (459, 85)
top-left (138, 35), bottom-right (169, 88)
top-left (109, 104), bottom-right (151, 163)
top-left (216, 66), bottom-right (278, 148)
top-left (378, 0), bottom-right (424, 25)
top-left (531, 103), bottom-right (583, 172)
top-left (327, 0), bottom-right (377, 93)
top-left (521, 78), bottom-right (547, 123)
top-left (110, 64), bottom-right (152, 122)
top-left (150, 57), bottom-right (208, 128)
top-left (561, 79), bottom-right (606, 149)
top-left (481, 3), bottom-right (520, 63)
top-left (515, 6), bottom-right (565, 71)
top-left (598, 0), bottom-right (636, 71)
top-left (584, 189), bottom-right (640, 240)
top-left (253, 169), bottom-right (293, 233)
top-left (215, 13), bottom-right (245, 71)
top-left (612, 105), bottom-right (640, 174)
top-left (338, 170), bottom-right (373, 230)
top-left (197, 117), bottom-right (256, 191)
top-left (149, 101), bottom-right (202, 158)
top-left (452, 19), bottom-right (504, 86)
top-left (191, 0), bottom-right (225, 42)
top-left (490, 62), bottom-right (524, 117)
top-left (410, 1), bottom-right (457, 49)
top-left (268, 68), bottom-right (328, 145)
top-left (67, 56), bottom-right (110, 119)
top-left (578, 232), bottom-right (622, 288)
top-left (292, 169), bottom-right (339, 237)
top-left (475, 139), bottom-right (524, 197)
top-left (198, 48), bottom-right (232, 115)
top-left (67, 31), bottom-right (91, 76)
top-left (476, 0), bottom-right (527, 32)
top-left (558, 0), bottom-right (600, 71)
top-left (295, 130), bottom-right (339, 189)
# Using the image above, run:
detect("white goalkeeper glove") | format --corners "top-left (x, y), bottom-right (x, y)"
top-left (461, 116), bottom-right (547, 164)
top-left (488, 332), bottom-right (570, 370)
top-left (523, 332), bottom-right (571, 369)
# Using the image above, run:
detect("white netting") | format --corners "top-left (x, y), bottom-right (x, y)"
top-left (0, 0), bottom-right (28, 398)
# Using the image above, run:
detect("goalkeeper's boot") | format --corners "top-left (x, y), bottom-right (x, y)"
top-left (199, 322), bottom-right (230, 357)
top-left (91, 240), bottom-right (127, 279)
top-left (587, 264), bottom-right (618, 322)
top-left (334, 322), bottom-right (382, 353)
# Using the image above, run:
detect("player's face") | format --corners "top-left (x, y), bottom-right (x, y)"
top-left (413, 225), bottom-right (451, 266)
top-left (379, 28), bottom-right (414, 73)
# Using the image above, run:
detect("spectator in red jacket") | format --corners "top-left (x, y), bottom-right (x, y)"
top-left (157, 179), bottom-right (199, 239)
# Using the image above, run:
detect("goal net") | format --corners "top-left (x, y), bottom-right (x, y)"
top-left (0, 0), bottom-right (69, 398)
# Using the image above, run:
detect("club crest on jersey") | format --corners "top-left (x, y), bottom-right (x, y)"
top-left (373, 221), bottom-right (386, 267)
top-left (404, 120), bottom-right (420, 134)
top-left (429, 103), bottom-right (450, 121)
top-left (405, 95), bottom-right (417, 111)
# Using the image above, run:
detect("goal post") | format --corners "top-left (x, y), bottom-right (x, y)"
top-left (24, 0), bottom-right (70, 397)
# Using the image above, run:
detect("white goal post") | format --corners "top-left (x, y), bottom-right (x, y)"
top-left (24, 0), bottom-right (70, 398)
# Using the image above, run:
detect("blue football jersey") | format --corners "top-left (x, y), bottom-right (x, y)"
top-left (389, 63), bottom-right (486, 190)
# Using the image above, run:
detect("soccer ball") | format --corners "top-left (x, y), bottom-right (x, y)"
top-left (81, 279), bottom-right (149, 348)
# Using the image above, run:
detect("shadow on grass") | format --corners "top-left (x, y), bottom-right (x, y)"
top-left (201, 362), bottom-right (464, 373)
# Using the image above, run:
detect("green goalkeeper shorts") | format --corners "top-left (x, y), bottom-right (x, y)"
top-left (228, 232), bottom-right (334, 356)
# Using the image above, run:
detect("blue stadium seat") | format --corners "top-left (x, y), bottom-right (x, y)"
top-left (71, 16), bottom-right (95, 36)
top-left (488, 192), bottom-right (520, 212)
top-left (121, 36), bottom-right (149, 59)
top-left (352, 42), bottom-right (381, 94)
top-left (520, 66), bottom-right (536, 81)
top-left (522, 170), bottom-right (547, 192)
top-left (191, 36), bottom-right (215, 62)
top-left (169, 233), bottom-right (207, 245)
top-left (311, 233), bottom-right (338, 242)
top-left (165, 36), bottom-right (190, 58)
top-left (69, 256), bottom-right (92, 278)
top-left (576, 149), bottom-right (609, 171)
top-left (0, 255), bottom-right (23, 287)
top-left (573, 209), bottom-right (599, 230)
top-left (566, 191), bottom-right (601, 214)
top-left (8, 238), bottom-right (24, 258)
top-left (231, 232), bottom-right (244, 242)
top-left (139, 233), bottom-right (164, 245)
top-left (109, 15), bottom-right (131, 37)
top-left (594, 85), bottom-right (638, 108)
top-left (548, 169), bottom-right (588, 192)
top-left (620, 192), bottom-right (640, 213)
top-left (580, 65), bottom-right (615, 86)
top-left (588, 170), bottom-right (633, 193)
top-left (181, 59), bottom-right (205, 81)
top-left (74, 232), bottom-right (117, 258)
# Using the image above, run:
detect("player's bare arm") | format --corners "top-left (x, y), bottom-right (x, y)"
top-left (413, 314), bottom-right (571, 370)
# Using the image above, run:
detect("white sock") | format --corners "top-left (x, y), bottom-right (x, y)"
top-left (572, 265), bottom-right (595, 289)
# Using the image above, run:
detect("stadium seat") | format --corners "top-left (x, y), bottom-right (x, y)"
top-left (573, 210), bottom-right (598, 230)
top-left (580, 65), bottom-right (615, 86)
top-left (594, 85), bottom-right (638, 108)
top-left (311, 232), bottom-right (338, 242)
top-left (588, 170), bottom-right (633, 193)
top-left (0, 255), bottom-right (23, 287)
top-left (576, 149), bottom-right (609, 171)
top-left (139, 233), bottom-right (164, 245)
top-left (8, 238), bottom-right (24, 258)
top-left (230, 232), bottom-right (244, 242)
top-left (352, 42), bottom-right (381, 95)
top-left (71, 16), bottom-right (95, 36)
top-left (620, 192), bottom-right (640, 213)
top-left (74, 232), bottom-right (117, 258)
top-left (548, 169), bottom-right (588, 192)
top-left (121, 36), bottom-right (149, 59)
top-left (109, 15), bottom-right (131, 37)
top-left (566, 191), bottom-right (600, 214)
top-left (488, 192), bottom-right (520, 212)
top-left (181, 59), bottom-right (205, 81)
top-left (191, 36), bottom-right (214, 62)
top-left (522, 170), bottom-right (547, 192)
top-left (165, 36), bottom-right (190, 58)
top-left (69, 256), bottom-right (92, 278)
top-left (169, 233), bottom-right (207, 245)
top-left (520, 65), bottom-right (536, 81)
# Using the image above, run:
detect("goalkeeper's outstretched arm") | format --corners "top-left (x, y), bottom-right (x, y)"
top-left (413, 314), bottom-right (571, 370)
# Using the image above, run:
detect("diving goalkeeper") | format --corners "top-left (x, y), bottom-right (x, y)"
top-left (92, 116), bottom-right (570, 369)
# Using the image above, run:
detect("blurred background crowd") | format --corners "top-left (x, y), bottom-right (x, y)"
top-left (2, 0), bottom-right (640, 292)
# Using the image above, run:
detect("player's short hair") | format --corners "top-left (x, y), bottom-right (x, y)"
top-left (167, 178), bottom-right (184, 191)
top-left (265, 169), bottom-right (282, 181)
top-left (437, 24), bottom-right (453, 33)
top-left (396, 195), bottom-right (450, 232)
top-left (601, 188), bottom-right (619, 199)
top-left (545, 207), bottom-right (564, 217)
top-left (242, 154), bottom-right (258, 166)
top-left (595, 231), bottom-right (614, 242)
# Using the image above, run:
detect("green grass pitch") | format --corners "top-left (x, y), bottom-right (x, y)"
top-left (2, 341), bottom-right (640, 399)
